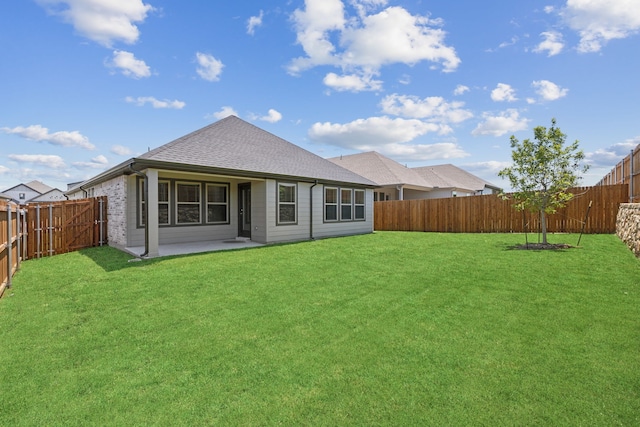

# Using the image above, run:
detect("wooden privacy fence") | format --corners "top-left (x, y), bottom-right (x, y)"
top-left (374, 184), bottom-right (628, 234)
top-left (24, 197), bottom-right (108, 259)
top-left (596, 144), bottom-right (640, 202)
top-left (1, 201), bottom-right (26, 298)
top-left (1, 197), bottom-right (107, 297)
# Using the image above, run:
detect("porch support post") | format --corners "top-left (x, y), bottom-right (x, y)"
top-left (146, 169), bottom-right (160, 257)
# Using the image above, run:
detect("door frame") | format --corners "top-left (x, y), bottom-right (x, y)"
top-left (238, 183), bottom-right (251, 238)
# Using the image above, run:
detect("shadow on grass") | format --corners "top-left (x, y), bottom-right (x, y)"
top-left (76, 246), bottom-right (164, 272)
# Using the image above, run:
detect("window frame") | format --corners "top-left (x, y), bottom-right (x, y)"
top-left (205, 183), bottom-right (229, 224)
top-left (354, 189), bottom-right (366, 221)
top-left (277, 182), bottom-right (297, 225)
top-left (324, 187), bottom-right (339, 222)
top-left (323, 186), bottom-right (367, 223)
top-left (340, 188), bottom-right (353, 221)
top-left (175, 181), bottom-right (202, 225)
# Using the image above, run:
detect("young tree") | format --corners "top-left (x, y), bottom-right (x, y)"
top-left (498, 118), bottom-right (589, 244)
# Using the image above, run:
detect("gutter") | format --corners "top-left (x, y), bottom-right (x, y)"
top-left (128, 163), bottom-right (149, 257)
top-left (310, 180), bottom-right (319, 240)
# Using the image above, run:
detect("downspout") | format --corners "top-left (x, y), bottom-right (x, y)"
top-left (310, 180), bottom-right (319, 240)
top-left (129, 164), bottom-right (149, 257)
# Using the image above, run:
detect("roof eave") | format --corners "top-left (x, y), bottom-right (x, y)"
top-left (65, 158), bottom-right (377, 194)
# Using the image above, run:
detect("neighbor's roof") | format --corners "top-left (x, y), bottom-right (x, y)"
top-left (2, 180), bottom-right (53, 194)
top-left (328, 151), bottom-right (433, 190)
top-left (71, 116), bottom-right (376, 190)
top-left (412, 164), bottom-right (501, 192)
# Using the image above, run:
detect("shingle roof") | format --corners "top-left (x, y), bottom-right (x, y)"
top-left (412, 164), bottom-right (500, 192)
top-left (24, 180), bottom-right (54, 194)
top-left (137, 116), bottom-right (375, 186)
top-left (328, 152), bottom-right (432, 189)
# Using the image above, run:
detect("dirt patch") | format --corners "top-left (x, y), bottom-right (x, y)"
top-left (511, 243), bottom-right (574, 250)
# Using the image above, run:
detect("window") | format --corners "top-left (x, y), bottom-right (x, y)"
top-left (206, 184), bottom-right (228, 223)
top-left (324, 187), bottom-right (367, 222)
top-left (19, 193), bottom-right (25, 200)
top-left (325, 187), bottom-right (338, 221)
top-left (354, 189), bottom-right (365, 220)
top-left (277, 183), bottom-right (296, 224)
top-left (340, 189), bottom-right (352, 220)
top-left (140, 180), bottom-right (170, 226)
top-left (177, 182), bottom-right (201, 224)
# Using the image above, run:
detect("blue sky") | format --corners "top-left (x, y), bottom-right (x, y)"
top-left (1, 0), bottom-right (639, 192)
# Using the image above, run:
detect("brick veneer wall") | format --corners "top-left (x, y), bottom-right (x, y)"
top-left (92, 175), bottom-right (128, 248)
top-left (616, 203), bottom-right (640, 257)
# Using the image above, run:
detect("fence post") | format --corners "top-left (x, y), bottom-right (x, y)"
top-left (36, 204), bottom-right (41, 258)
top-left (7, 202), bottom-right (12, 289)
top-left (631, 148), bottom-right (635, 202)
top-left (48, 203), bottom-right (54, 256)
top-left (99, 197), bottom-right (104, 246)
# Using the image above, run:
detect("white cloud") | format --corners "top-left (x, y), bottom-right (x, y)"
top-left (585, 137), bottom-right (640, 167)
top-left (491, 83), bottom-right (518, 102)
top-left (472, 109), bottom-right (530, 137)
top-left (247, 10), bottom-right (264, 35)
top-left (37, 0), bottom-right (154, 47)
top-left (453, 84), bottom-right (469, 96)
top-left (532, 80), bottom-right (568, 101)
top-left (257, 109), bottom-right (283, 123)
top-left (309, 116), bottom-right (444, 149)
top-left (125, 96), bottom-right (186, 109)
top-left (380, 94), bottom-right (473, 124)
top-left (533, 31), bottom-right (564, 56)
top-left (323, 72), bottom-right (382, 92)
top-left (310, 115), bottom-right (468, 160)
top-left (381, 142), bottom-right (469, 161)
top-left (288, 1), bottom-right (460, 87)
top-left (1, 124), bottom-right (95, 150)
top-left (560, 0), bottom-right (640, 53)
top-left (111, 145), bottom-right (132, 156)
top-left (210, 106), bottom-right (238, 120)
top-left (73, 155), bottom-right (109, 169)
top-left (196, 52), bottom-right (224, 82)
top-left (110, 50), bottom-right (151, 78)
top-left (8, 154), bottom-right (66, 169)
top-left (0, 165), bottom-right (9, 175)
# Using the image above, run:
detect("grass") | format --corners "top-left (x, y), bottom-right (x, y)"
top-left (1, 232), bottom-right (639, 426)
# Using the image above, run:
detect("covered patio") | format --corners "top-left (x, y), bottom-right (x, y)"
top-left (125, 237), bottom-right (264, 258)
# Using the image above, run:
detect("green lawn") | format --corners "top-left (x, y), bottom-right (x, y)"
top-left (1, 232), bottom-right (639, 426)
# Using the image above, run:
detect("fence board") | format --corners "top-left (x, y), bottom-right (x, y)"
top-left (24, 197), bottom-right (108, 259)
top-left (0, 201), bottom-right (26, 297)
top-left (374, 184), bottom-right (627, 234)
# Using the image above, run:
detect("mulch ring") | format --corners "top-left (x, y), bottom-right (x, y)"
top-left (510, 243), bottom-right (574, 250)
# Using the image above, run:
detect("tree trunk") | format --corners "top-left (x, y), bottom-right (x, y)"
top-left (540, 209), bottom-right (548, 244)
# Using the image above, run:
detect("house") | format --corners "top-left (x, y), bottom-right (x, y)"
top-left (66, 116), bottom-right (376, 258)
top-left (1, 180), bottom-right (66, 204)
top-left (329, 151), bottom-right (501, 200)
top-left (413, 164), bottom-right (501, 198)
top-left (328, 152), bottom-right (433, 201)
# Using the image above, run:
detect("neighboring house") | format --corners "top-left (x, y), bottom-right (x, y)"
top-left (66, 116), bottom-right (376, 258)
top-left (328, 152), bottom-right (433, 201)
top-left (1, 180), bottom-right (66, 204)
top-left (413, 164), bottom-right (502, 198)
top-left (329, 152), bottom-right (501, 200)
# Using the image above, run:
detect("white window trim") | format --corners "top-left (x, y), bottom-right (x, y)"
top-left (205, 183), bottom-right (229, 224)
top-left (354, 189), bottom-right (366, 221)
top-left (176, 181), bottom-right (202, 225)
top-left (340, 188), bottom-right (353, 221)
top-left (277, 182), bottom-right (297, 225)
top-left (324, 187), bottom-right (339, 222)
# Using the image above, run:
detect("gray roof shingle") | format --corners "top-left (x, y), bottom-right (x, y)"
top-left (137, 116), bottom-right (375, 186)
top-left (412, 164), bottom-right (500, 192)
top-left (328, 151), bottom-right (432, 189)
